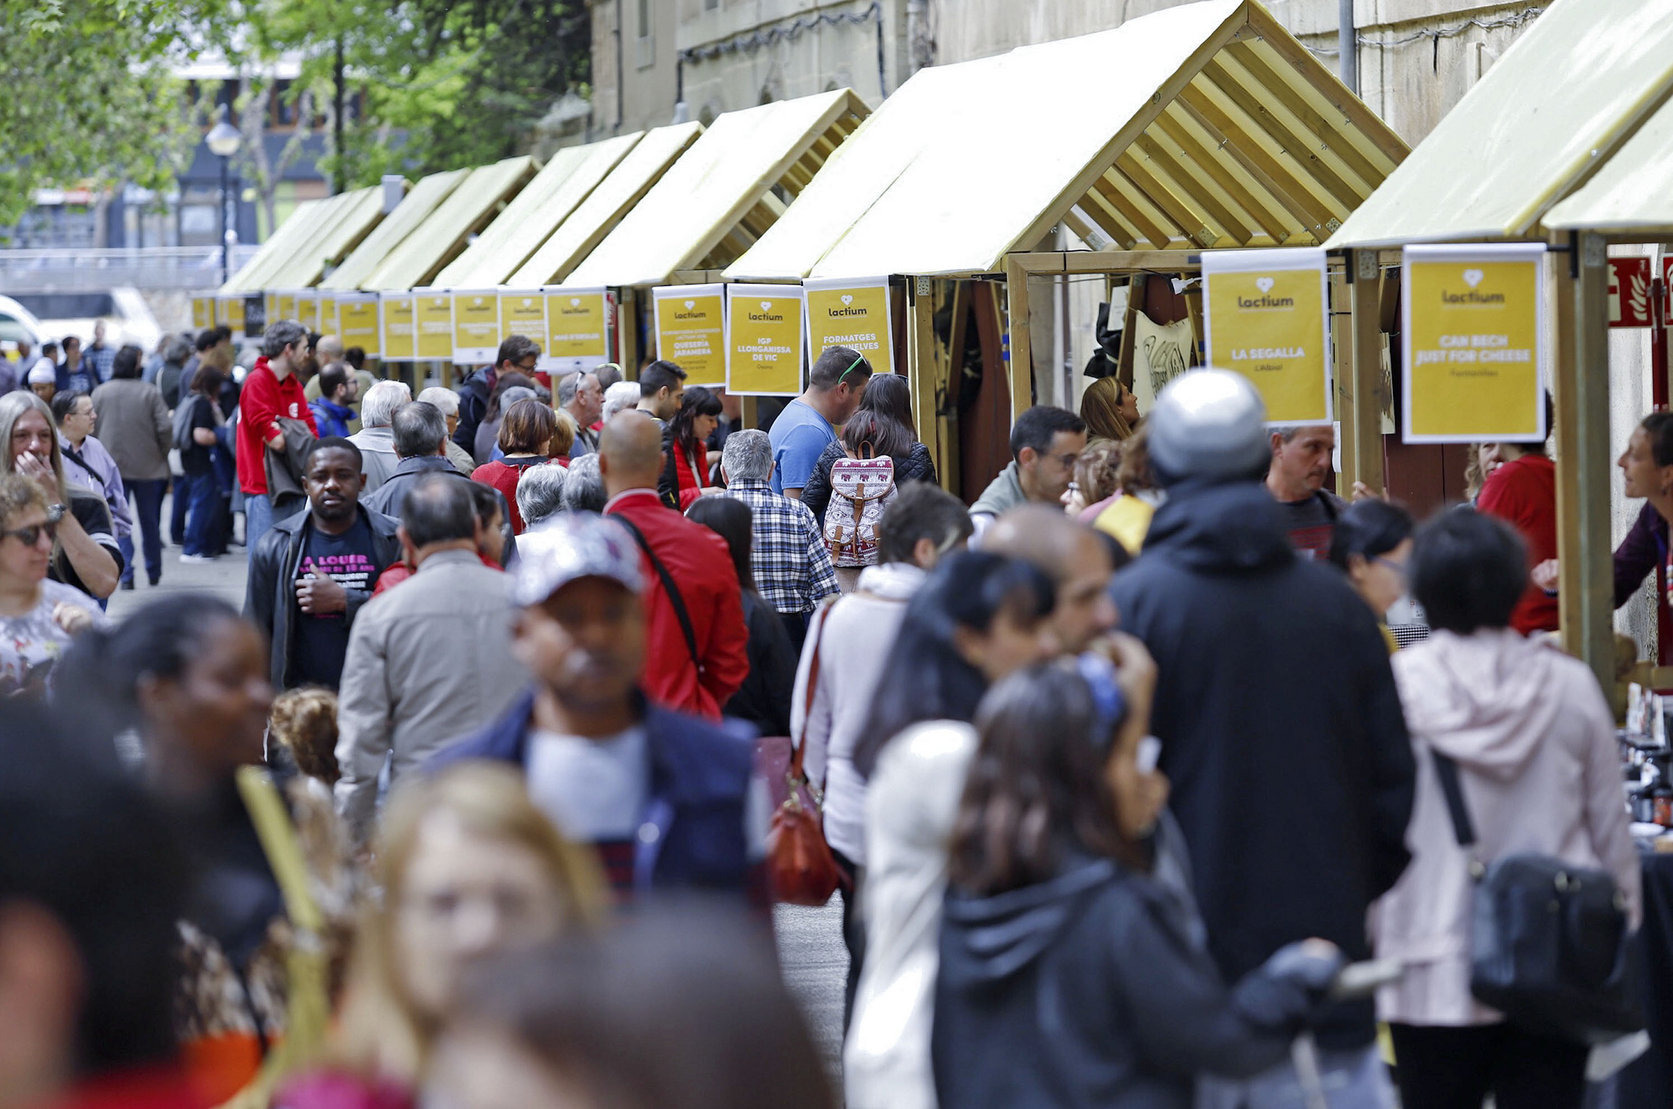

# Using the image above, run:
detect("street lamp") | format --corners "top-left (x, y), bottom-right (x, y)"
top-left (205, 108), bottom-right (241, 284)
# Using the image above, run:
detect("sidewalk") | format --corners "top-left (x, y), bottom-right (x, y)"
top-left (105, 496), bottom-right (249, 619)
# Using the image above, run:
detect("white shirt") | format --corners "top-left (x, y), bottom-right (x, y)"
top-left (525, 726), bottom-right (649, 842)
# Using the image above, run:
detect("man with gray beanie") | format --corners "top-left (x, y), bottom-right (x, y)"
top-left (1108, 368), bottom-right (1414, 1108)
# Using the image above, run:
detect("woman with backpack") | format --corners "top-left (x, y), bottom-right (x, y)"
top-left (801, 374), bottom-right (936, 526)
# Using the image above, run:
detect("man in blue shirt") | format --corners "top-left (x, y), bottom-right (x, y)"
top-left (767, 344), bottom-right (873, 499)
top-left (308, 362), bottom-right (360, 439)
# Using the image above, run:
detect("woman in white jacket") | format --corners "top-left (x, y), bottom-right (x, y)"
top-left (1378, 510), bottom-right (1639, 1108)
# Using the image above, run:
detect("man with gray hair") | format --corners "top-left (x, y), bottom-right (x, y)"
top-left (362, 401), bottom-right (470, 517)
top-left (715, 428), bottom-right (839, 647)
top-left (335, 471), bottom-right (528, 846)
top-left (561, 452), bottom-right (606, 513)
top-left (601, 380), bottom-right (639, 425)
top-left (516, 462), bottom-right (567, 531)
top-left (417, 386), bottom-right (476, 475)
top-left (235, 318), bottom-right (317, 547)
top-left (558, 370), bottom-right (603, 458)
top-left (348, 380), bottom-right (411, 493)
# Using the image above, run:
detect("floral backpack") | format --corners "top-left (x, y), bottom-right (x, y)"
top-left (823, 455), bottom-right (896, 568)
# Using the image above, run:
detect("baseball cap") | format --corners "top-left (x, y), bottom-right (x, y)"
top-left (509, 513), bottom-right (644, 606)
top-left (27, 359), bottom-right (55, 386)
top-left (1145, 367), bottom-right (1271, 486)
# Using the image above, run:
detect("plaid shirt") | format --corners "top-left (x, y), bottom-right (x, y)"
top-left (718, 479), bottom-right (840, 615)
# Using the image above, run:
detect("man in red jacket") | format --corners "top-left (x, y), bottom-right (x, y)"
top-left (599, 411), bottom-right (748, 719)
top-left (236, 320), bottom-right (317, 548)
top-left (1477, 429), bottom-right (1557, 635)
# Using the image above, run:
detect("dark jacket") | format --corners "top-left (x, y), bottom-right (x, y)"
top-left (801, 439), bottom-right (937, 524)
top-left (431, 688), bottom-right (757, 896)
top-left (1614, 501), bottom-right (1673, 664)
top-left (360, 455), bottom-right (470, 518)
top-left (725, 590), bottom-right (795, 737)
top-left (243, 505), bottom-right (403, 690)
top-left (453, 368), bottom-right (493, 456)
top-left (1107, 480), bottom-right (1414, 1051)
top-left (934, 853), bottom-right (1323, 1109)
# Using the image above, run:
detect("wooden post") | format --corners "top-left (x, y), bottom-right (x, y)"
top-left (906, 276), bottom-right (942, 483)
top-left (1004, 255), bottom-right (1032, 424)
top-left (1555, 234), bottom-right (1616, 695)
top-left (1346, 249), bottom-right (1385, 495)
top-left (619, 287), bottom-right (639, 378)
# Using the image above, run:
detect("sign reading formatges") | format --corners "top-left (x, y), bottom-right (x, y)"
top-left (217, 295), bottom-right (246, 335)
top-left (1402, 243), bottom-right (1547, 444)
top-left (451, 290), bottom-right (501, 363)
top-left (803, 277), bottom-right (894, 375)
top-left (415, 291), bottom-right (454, 361)
top-left (652, 284), bottom-right (726, 385)
top-left (338, 294), bottom-right (380, 356)
top-left (543, 287), bottom-right (611, 373)
top-left (1202, 248), bottom-right (1331, 426)
top-left (726, 284), bottom-right (805, 396)
top-left (380, 293), bottom-right (416, 361)
top-left (498, 291), bottom-right (549, 362)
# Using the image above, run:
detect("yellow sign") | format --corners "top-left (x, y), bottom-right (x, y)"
top-left (451, 290), bottom-right (501, 363)
top-left (276, 291), bottom-right (298, 323)
top-left (298, 291), bottom-right (322, 332)
top-left (192, 296), bottom-right (214, 329)
top-left (339, 294), bottom-right (380, 356)
top-left (1402, 244), bottom-right (1547, 443)
top-left (264, 292), bottom-right (278, 329)
top-left (653, 284), bottom-right (726, 385)
top-left (543, 287), bottom-right (611, 372)
top-left (415, 292), bottom-right (454, 361)
top-left (499, 291), bottom-right (549, 359)
top-left (726, 284), bottom-right (805, 396)
top-left (218, 295), bottom-right (246, 335)
top-left (1202, 248), bottom-right (1331, 426)
top-left (380, 293), bottom-right (416, 361)
top-left (803, 277), bottom-right (894, 376)
top-left (318, 293), bottom-right (340, 339)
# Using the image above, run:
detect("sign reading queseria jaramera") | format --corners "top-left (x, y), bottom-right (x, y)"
top-left (653, 284), bottom-right (726, 385)
top-left (726, 284), bottom-right (805, 396)
top-left (1402, 243), bottom-right (1547, 444)
top-left (803, 277), bottom-right (893, 375)
top-left (1202, 247), bottom-right (1331, 427)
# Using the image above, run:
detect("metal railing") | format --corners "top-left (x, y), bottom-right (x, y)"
top-left (0, 246), bottom-right (260, 293)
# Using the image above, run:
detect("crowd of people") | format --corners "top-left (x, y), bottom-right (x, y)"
top-left (0, 319), bottom-right (1654, 1109)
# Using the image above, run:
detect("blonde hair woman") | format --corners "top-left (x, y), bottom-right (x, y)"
top-left (1079, 375), bottom-right (1140, 443)
top-left (281, 762), bottom-right (607, 1107)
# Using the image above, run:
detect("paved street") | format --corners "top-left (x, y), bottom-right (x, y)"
top-left (106, 498), bottom-right (852, 1080)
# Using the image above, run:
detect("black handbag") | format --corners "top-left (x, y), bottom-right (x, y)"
top-left (1431, 749), bottom-right (1643, 1043)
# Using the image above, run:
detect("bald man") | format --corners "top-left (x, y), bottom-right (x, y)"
top-left (600, 411), bottom-right (749, 719)
top-left (980, 504), bottom-right (1119, 655)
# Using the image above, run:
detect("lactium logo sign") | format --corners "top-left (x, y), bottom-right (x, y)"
top-left (1402, 244), bottom-right (1546, 444)
top-left (803, 277), bottom-right (894, 375)
top-left (1203, 248), bottom-right (1331, 426)
top-left (652, 284), bottom-right (725, 385)
top-left (726, 284), bottom-right (805, 396)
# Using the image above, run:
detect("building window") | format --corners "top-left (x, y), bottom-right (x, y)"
top-left (704, 0), bottom-right (719, 8)
top-left (637, 0), bottom-right (650, 37)
top-left (635, 0), bottom-right (654, 67)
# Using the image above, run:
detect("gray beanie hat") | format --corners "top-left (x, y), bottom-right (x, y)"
top-left (1145, 368), bottom-right (1270, 486)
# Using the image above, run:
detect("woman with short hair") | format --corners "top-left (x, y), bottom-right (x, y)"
top-left (472, 398), bottom-right (562, 534)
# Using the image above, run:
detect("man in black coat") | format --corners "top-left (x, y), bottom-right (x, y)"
top-left (244, 437), bottom-right (402, 690)
top-left (1108, 369), bottom-right (1414, 1106)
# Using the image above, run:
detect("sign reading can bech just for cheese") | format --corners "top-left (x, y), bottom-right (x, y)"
top-left (1402, 243), bottom-right (1547, 444)
top-left (803, 277), bottom-right (894, 375)
top-left (1202, 247), bottom-right (1331, 427)
top-left (380, 293), bottom-right (416, 361)
top-left (726, 284), bottom-right (805, 396)
top-left (544, 287), bottom-right (611, 373)
top-left (652, 285), bottom-right (725, 385)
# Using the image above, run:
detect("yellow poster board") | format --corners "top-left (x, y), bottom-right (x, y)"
top-left (318, 293), bottom-right (341, 339)
top-left (276, 291), bottom-right (298, 324)
top-left (543, 287), bottom-right (611, 374)
top-left (264, 292), bottom-right (279, 330)
top-left (1202, 248), bottom-right (1331, 427)
top-left (451, 290), bottom-right (501, 364)
top-left (217, 295), bottom-right (246, 335)
top-left (652, 284), bottom-right (726, 385)
top-left (192, 296), bottom-right (214, 329)
top-left (380, 293), bottom-right (416, 362)
top-left (415, 291), bottom-right (454, 361)
top-left (803, 277), bottom-right (894, 375)
top-left (726, 284), bottom-right (805, 396)
top-left (1402, 244), bottom-right (1547, 443)
top-left (295, 291), bottom-right (320, 332)
top-left (339, 294), bottom-right (380, 356)
top-left (499, 291), bottom-right (549, 363)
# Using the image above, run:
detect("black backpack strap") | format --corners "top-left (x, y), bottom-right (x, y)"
top-left (612, 514), bottom-right (700, 670)
top-left (1430, 749), bottom-right (1478, 848)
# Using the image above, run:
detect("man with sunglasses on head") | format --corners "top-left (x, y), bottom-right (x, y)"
top-left (968, 405), bottom-right (1088, 541)
top-left (768, 345), bottom-right (874, 500)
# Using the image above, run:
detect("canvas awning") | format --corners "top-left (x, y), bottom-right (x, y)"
top-left (319, 168), bottom-right (471, 291)
top-left (363, 156), bottom-right (537, 291)
top-left (220, 197), bottom-right (333, 295)
top-left (729, 0), bottom-right (1405, 281)
top-left (565, 89), bottom-right (869, 287)
top-left (1544, 91), bottom-right (1673, 234)
top-left (1328, 0), bottom-right (1673, 248)
top-left (434, 133), bottom-right (643, 288)
top-left (263, 184), bottom-right (389, 290)
top-left (507, 122), bottom-right (703, 288)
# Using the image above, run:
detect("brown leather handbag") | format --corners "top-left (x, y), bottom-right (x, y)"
top-left (764, 603), bottom-right (844, 906)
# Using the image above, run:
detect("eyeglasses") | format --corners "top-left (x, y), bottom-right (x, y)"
top-left (837, 355), bottom-right (867, 386)
top-left (1, 505), bottom-right (64, 547)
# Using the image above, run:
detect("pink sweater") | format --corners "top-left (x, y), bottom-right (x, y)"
top-left (1374, 628), bottom-right (1640, 1026)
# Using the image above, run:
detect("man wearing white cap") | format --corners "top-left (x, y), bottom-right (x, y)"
top-left (27, 360), bottom-right (57, 402)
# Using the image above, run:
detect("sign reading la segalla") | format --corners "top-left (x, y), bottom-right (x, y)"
top-left (1202, 248), bottom-right (1331, 426)
top-left (1402, 243), bottom-right (1546, 444)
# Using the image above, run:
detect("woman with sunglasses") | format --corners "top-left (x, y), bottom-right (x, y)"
top-left (1327, 499), bottom-right (1416, 654)
top-left (0, 472), bottom-right (103, 697)
top-left (0, 390), bottom-right (122, 599)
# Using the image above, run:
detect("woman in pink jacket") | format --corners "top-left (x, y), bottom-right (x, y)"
top-left (1377, 510), bottom-right (1639, 1108)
